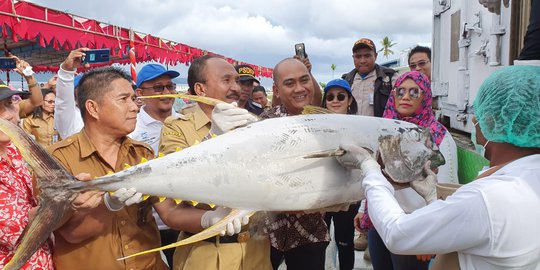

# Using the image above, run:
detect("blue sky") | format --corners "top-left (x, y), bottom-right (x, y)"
top-left (26, 0), bottom-right (433, 88)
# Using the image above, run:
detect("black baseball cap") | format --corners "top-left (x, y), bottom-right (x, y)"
top-left (235, 64), bottom-right (260, 84)
top-left (0, 81), bottom-right (30, 101)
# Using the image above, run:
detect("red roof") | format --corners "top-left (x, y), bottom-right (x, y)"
top-left (0, 0), bottom-right (273, 78)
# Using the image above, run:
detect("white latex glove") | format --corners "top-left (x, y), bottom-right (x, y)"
top-left (209, 102), bottom-right (257, 135)
top-left (200, 206), bottom-right (250, 236)
top-left (478, 0), bottom-right (509, 14)
top-left (410, 162), bottom-right (438, 204)
top-left (337, 144), bottom-right (380, 174)
top-left (103, 187), bottom-right (143, 211)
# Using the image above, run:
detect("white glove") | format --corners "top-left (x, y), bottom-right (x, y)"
top-left (337, 144), bottom-right (380, 174)
top-left (200, 206), bottom-right (250, 236)
top-left (410, 162), bottom-right (438, 204)
top-left (103, 187), bottom-right (143, 211)
top-left (209, 102), bottom-right (257, 135)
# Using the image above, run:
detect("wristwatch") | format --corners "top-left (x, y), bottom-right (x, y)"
top-left (23, 66), bottom-right (35, 77)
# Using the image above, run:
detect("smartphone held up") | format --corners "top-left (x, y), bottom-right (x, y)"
top-left (295, 43), bottom-right (307, 60)
top-left (82, 49), bottom-right (110, 64)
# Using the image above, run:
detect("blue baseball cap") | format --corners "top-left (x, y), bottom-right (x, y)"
top-left (136, 64), bottom-right (180, 88)
top-left (324, 79), bottom-right (352, 94)
top-left (322, 78), bottom-right (358, 114)
top-left (74, 74), bottom-right (83, 88)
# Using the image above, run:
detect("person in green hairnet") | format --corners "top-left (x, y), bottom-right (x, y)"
top-left (335, 65), bottom-right (540, 270)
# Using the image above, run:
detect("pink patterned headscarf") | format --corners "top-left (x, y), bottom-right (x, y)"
top-left (383, 71), bottom-right (447, 146)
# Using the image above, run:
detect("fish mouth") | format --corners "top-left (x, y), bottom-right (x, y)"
top-left (377, 128), bottom-right (445, 183)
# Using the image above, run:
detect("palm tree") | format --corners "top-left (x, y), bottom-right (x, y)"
top-left (378, 37), bottom-right (397, 59)
top-left (330, 64), bottom-right (336, 79)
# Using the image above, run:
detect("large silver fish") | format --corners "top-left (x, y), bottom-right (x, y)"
top-left (0, 111), bottom-right (444, 268)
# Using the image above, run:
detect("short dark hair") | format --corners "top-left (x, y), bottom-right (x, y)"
top-left (187, 55), bottom-right (219, 95)
top-left (272, 57), bottom-right (302, 84)
top-left (408, 45), bottom-right (431, 64)
top-left (252, 85), bottom-right (267, 96)
top-left (31, 89), bottom-right (55, 119)
top-left (77, 67), bottom-right (132, 119)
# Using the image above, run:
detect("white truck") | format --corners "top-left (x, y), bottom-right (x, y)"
top-left (431, 0), bottom-right (533, 132)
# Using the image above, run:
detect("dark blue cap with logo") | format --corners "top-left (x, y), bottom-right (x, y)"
top-left (136, 63), bottom-right (180, 88)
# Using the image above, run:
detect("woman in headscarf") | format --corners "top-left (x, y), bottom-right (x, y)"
top-left (362, 71), bottom-right (458, 270)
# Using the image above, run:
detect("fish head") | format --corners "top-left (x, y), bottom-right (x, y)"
top-left (378, 127), bottom-right (445, 183)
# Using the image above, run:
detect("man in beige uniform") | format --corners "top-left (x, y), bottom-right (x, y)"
top-left (157, 55), bottom-right (272, 270)
top-left (48, 67), bottom-right (167, 270)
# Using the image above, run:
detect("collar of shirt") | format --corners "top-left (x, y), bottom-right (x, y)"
top-left (491, 154), bottom-right (540, 176)
top-left (78, 129), bottom-right (135, 160)
top-left (138, 106), bottom-right (179, 126)
top-left (354, 69), bottom-right (376, 81)
top-left (191, 103), bottom-right (211, 131)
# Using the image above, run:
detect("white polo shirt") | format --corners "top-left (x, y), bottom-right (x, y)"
top-left (129, 106), bottom-right (179, 155)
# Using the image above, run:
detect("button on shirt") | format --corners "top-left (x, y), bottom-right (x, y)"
top-left (351, 70), bottom-right (377, 116)
top-left (129, 106), bottom-right (179, 155)
top-left (47, 130), bottom-right (167, 270)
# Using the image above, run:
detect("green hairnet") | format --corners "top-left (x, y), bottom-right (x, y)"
top-left (473, 65), bottom-right (540, 148)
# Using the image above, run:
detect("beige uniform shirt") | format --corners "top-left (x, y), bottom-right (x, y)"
top-left (159, 104), bottom-right (211, 155)
top-left (47, 130), bottom-right (168, 270)
top-left (351, 70), bottom-right (377, 116)
top-left (23, 114), bottom-right (59, 147)
top-left (158, 103), bottom-right (272, 270)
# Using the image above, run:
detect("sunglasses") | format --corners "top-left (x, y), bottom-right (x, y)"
top-left (140, 83), bottom-right (176, 93)
top-left (409, 60), bottom-right (430, 70)
top-left (326, 93), bottom-right (347, 102)
top-left (394, 87), bottom-right (423, 99)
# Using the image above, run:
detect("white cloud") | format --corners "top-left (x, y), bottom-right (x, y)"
top-left (28, 0), bottom-right (433, 86)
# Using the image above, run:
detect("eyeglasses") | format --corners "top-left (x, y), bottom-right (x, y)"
top-left (139, 83), bottom-right (176, 93)
top-left (43, 100), bottom-right (55, 105)
top-left (11, 95), bottom-right (22, 104)
top-left (326, 93), bottom-right (347, 102)
top-left (409, 60), bottom-right (430, 70)
top-left (394, 87), bottom-right (423, 99)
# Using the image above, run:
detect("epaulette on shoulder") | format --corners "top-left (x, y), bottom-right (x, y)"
top-left (46, 135), bottom-right (77, 153)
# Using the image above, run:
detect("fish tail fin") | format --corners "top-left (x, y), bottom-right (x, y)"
top-left (0, 118), bottom-right (77, 270)
top-left (117, 209), bottom-right (255, 261)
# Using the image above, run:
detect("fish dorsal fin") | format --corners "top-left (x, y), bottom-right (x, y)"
top-left (117, 209), bottom-right (256, 261)
top-left (302, 105), bottom-right (334, 115)
top-left (138, 94), bottom-right (223, 106)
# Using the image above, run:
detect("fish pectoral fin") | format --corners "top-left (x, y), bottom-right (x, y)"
top-left (301, 105), bottom-right (334, 115)
top-left (303, 149), bottom-right (346, 159)
top-left (116, 209), bottom-right (256, 261)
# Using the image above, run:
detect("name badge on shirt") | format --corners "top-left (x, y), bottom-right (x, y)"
top-left (368, 93), bottom-right (374, 105)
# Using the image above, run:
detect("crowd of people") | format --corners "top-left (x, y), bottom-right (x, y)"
top-left (0, 0), bottom-right (539, 269)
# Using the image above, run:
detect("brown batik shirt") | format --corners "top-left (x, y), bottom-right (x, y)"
top-left (260, 105), bottom-right (330, 251)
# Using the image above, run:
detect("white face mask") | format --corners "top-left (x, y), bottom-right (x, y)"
top-left (471, 121), bottom-right (490, 158)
